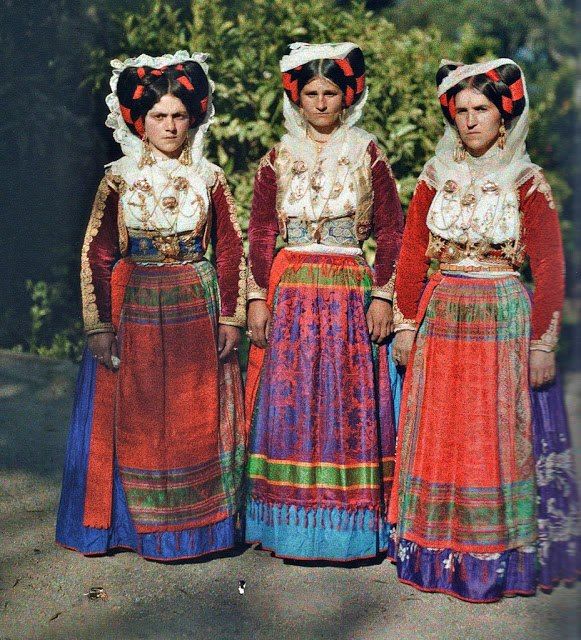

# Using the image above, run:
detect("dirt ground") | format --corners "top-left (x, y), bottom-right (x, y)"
top-left (0, 349), bottom-right (579, 640)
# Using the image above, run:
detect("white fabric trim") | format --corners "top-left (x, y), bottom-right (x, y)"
top-left (285, 244), bottom-right (363, 256)
top-left (436, 57), bottom-right (520, 97)
top-left (280, 42), bottom-right (358, 72)
top-left (421, 58), bottom-right (540, 242)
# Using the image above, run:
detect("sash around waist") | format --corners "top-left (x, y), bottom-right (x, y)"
top-left (127, 232), bottom-right (204, 263)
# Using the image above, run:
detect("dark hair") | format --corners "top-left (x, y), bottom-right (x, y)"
top-left (282, 47), bottom-right (365, 108)
top-left (437, 62), bottom-right (525, 126)
top-left (117, 61), bottom-right (210, 137)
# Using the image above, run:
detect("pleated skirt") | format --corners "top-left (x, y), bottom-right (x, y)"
top-left (56, 259), bottom-right (245, 561)
top-left (245, 249), bottom-right (401, 561)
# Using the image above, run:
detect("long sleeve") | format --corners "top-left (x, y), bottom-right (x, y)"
top-left (210, 171), bottom-right (247, 327)
top-left (393, 180), bottom-right (436, 328)
top-left (520, 172), bottom-right (565, 350)
top-left (247, 149), bottom-right (280, 300)
top-left (81, 174), bottom-right (120, 335)
top-left (368, 142), bottom-right (403, 299)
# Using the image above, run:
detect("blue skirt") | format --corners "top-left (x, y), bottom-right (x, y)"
top-left (55, 349), bottom-right (238, 562)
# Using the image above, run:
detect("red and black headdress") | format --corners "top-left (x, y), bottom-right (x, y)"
top-left (116, 61), bottom-right (210, 137)
top-left (280, 42), bottom-right (366, 108)
top-left (437, 59), bottom-right (526, 126)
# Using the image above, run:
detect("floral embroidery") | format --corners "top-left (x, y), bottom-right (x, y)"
top-left (81, 174), bottom-right (116, 335)
top-left (371, 268), bottom-right (395, 301)
top-left (213, 171), bottom-right (247, 327)
top-left (530, 310), bottom-right (560, 352)
top-left (247, 266), bottom-right (267, 301)
top-left (529, 171), bottom-right (556, 209)
top-left (426, 232), bottom-right (525, 269)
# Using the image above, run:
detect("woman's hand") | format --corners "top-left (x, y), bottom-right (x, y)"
top-left (218, 325), bottom-right (241, 361)
top-left (530, 350), bottom-right (556, 388)
top-left (88, 332), bottom-right (119, 370)
top-left (247, 300), bottom-right (272, 349)
top-left (392, 330), bottom-right (415, 368)
top-left (366, 299), bottom-right (393, 344)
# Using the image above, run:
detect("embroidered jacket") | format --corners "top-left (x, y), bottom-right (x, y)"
top-left (247, 140), bottom-right (403, 300)
top-left (394, 172), bottom-right (565, 351)
top-left (81, 164), bottom-right (246, 334)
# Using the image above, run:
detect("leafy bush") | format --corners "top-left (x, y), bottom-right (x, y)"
top-left (25, 279), bottom-right (84, 361)
top-left (7, 0), bottom-right (575, 364)
top-left (90, 0), bottom-right (503, 229)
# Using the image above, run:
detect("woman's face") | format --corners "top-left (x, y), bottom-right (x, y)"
top-left (299, 76), bottom-right (344, 135)
top-left (454, 87), bottom-right (502, 157)
top-left (144, 94), bottom-right (190, 159)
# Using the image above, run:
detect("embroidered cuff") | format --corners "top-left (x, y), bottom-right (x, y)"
top-left (219, 316), bottom-right (246, 329)
top-left (394, 323), bottom-right (417, 333)
top-left (392, 288), bottom-right (417, 332)
top-left (530, 311), bottom-right (560, 353)
top-left (85, 322), bottom-right (115, 336)
top-left (247, 269), bottom-right (267, 301)
top-left (371, 270), bottom-right (396, 301)
top-left (530, 342), bottom-right (555, 353)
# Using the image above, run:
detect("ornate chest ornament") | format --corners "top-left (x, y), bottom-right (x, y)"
top-left (481, 180), bottom-right (499, 193)
top-left (153, 235), bottom-right (181, 259)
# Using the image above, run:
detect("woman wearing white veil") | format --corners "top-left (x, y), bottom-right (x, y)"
top-left (244, 42), bottom-right (403, 561)
top-left (388, 59), bottom-right (578, 601)
top-left (56, 52), bottom-right (247, 561)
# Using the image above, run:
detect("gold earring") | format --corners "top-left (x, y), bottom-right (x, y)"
top-left (138, 134), bottom-right (155, 169)
top-left (453, 135), bottom-right (467, 162)
top-left (179, 135), bottom-right (192, 166)
top-left (498, 120), bottom-right (506, 150)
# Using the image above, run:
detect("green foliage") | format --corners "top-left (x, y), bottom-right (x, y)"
top-left (384, 0), bottom-right (578, 253)
top-left (25, 279), bottom-right (84, 361)
top-left (100, 0), bottom-right (503, 226)
top-left (3, 0), bottom-right (576, 365)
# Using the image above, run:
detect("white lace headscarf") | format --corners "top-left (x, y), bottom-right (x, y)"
top-left (105, 50), bottom-right (215, 168)
top-left (420, 58), bottom-right (539, 192)
top-left (279, 42), bottom-right (374, 154)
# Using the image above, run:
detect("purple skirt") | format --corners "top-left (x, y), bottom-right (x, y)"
top-left (389, 375), bottom-right (579, 602)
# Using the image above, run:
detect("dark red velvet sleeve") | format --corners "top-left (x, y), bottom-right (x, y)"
top-left (394, 180), bottom-right (436, 323)
top-left (520, 174), bottom-right (565, 347)
top-left (210, 172), bottom-right (246, 327)
top-left (247, 148), bottom-right (279, 299)
top-left (81, 175), bottom-right (120, 335)
top-left (368, 141), bottom-right (403, 296)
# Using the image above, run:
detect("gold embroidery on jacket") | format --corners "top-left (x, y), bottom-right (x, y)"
top-left (353, 147), bottom-right (373, 241)
top-left (531, 310), bottom-right (560, 352)
top-left (528, 172), bottom-right (556, 210)
top-left (247, 267), bottom-right (267, 301)
top-left (109, 175), bottom-right (128, 255)
top-left (213, 171), bottom-right (247, 327)
top-left (81, 174), bottom-right (116, 334)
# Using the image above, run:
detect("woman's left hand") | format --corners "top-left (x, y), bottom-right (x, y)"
top-left (366, 299), bottom-right (394, 344)
top-left (218, 324), bottom-right (241, 361)
top-left (530, 350), bottom-right (556, 388)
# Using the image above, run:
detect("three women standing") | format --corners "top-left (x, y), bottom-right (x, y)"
top-left (244, 42), bottom-right (403, 561)
top-left (388, 58), bottom-right (578, 601)
top-left (56, 45), bottom-right (577, 601)
top-left (56, 52), bottom-right (246, 561)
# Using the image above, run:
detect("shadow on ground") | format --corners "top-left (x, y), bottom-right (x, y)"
top-left (0, 350), bottom-right (579, 640)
